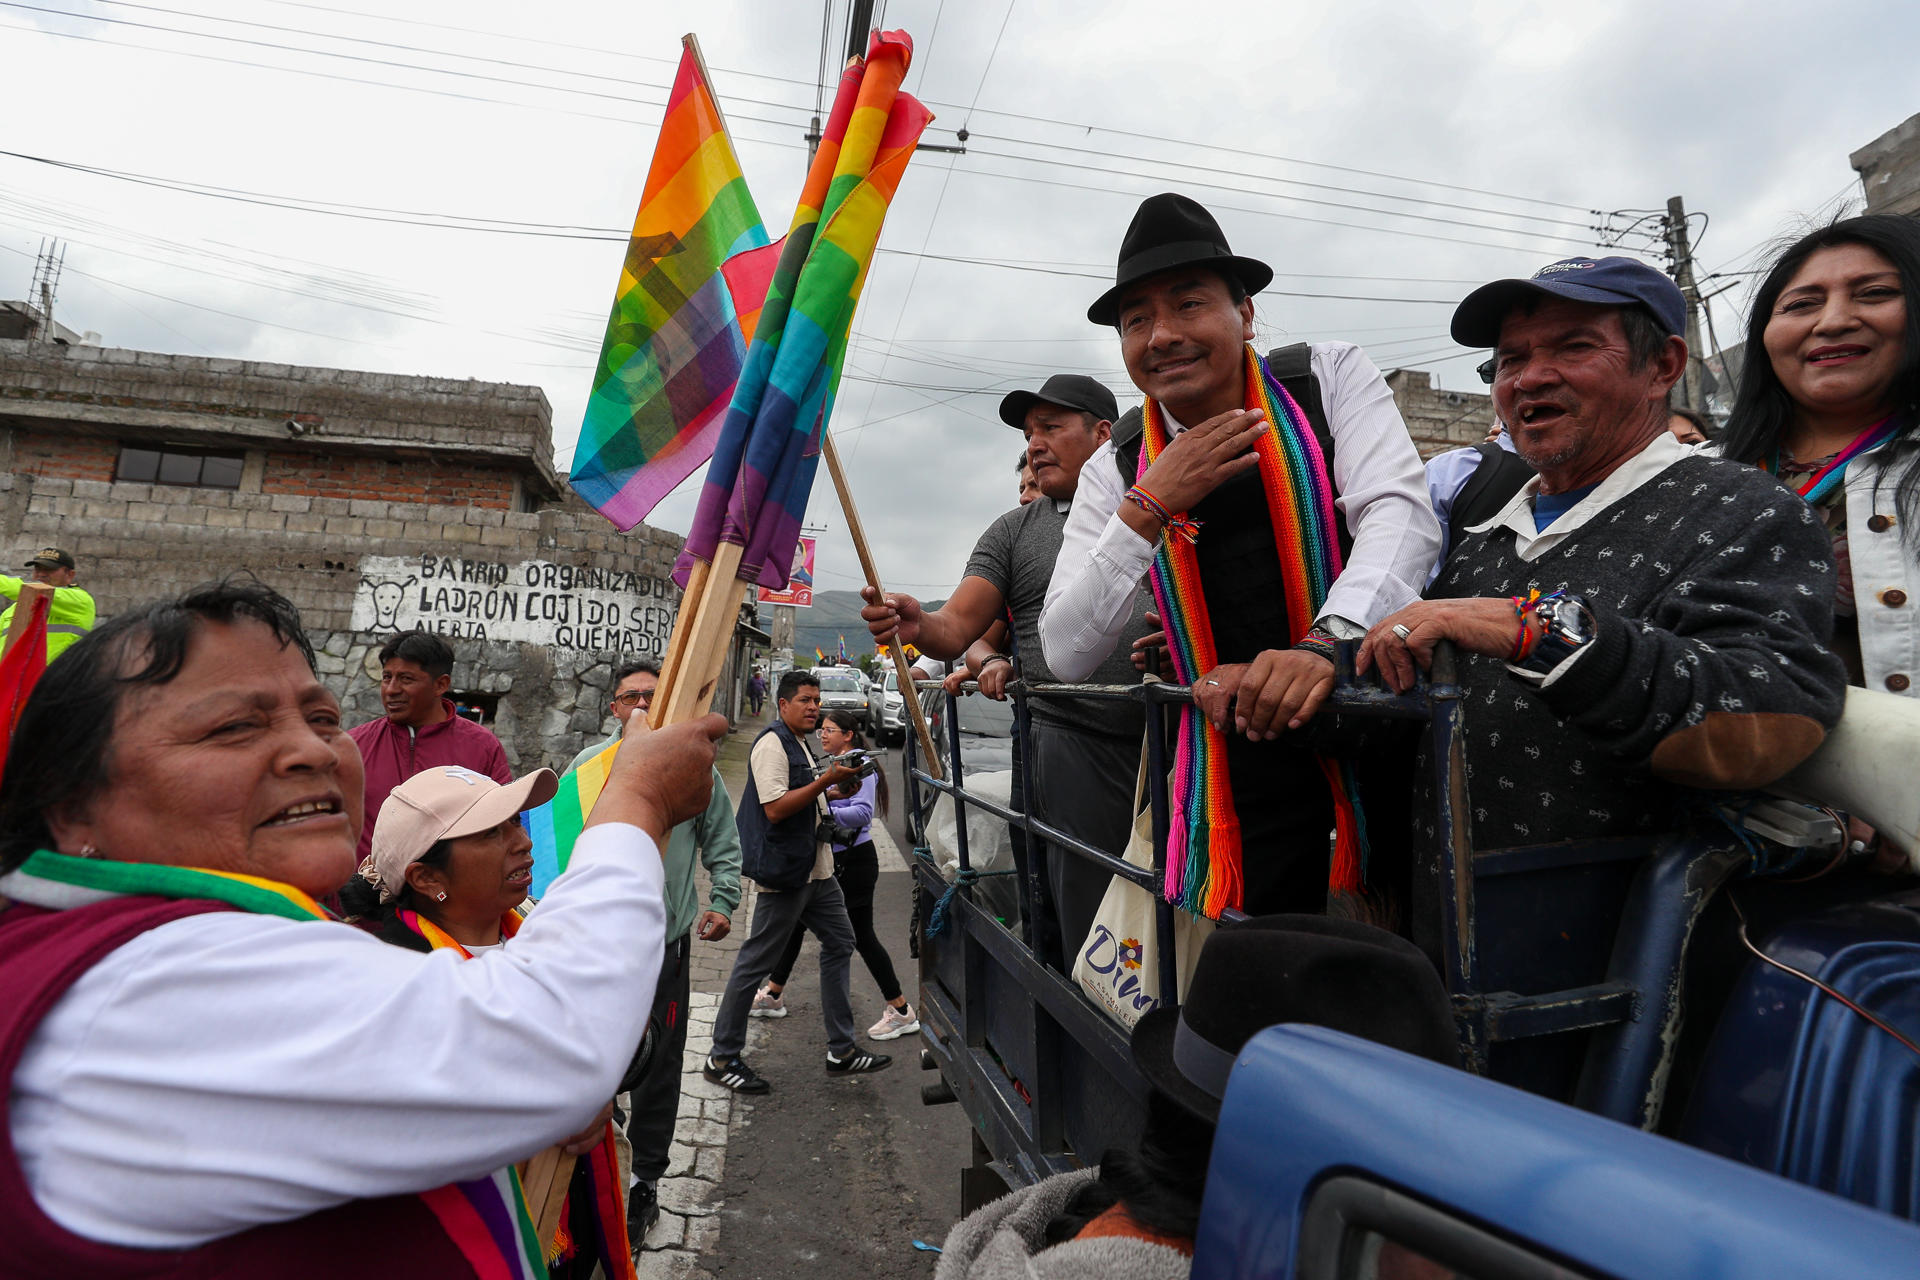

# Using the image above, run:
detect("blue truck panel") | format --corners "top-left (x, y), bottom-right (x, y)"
top-left (1195, 1026), bottom-right (1920, 1279)
top-left (1682, 892), bottom-right (1920, 1220)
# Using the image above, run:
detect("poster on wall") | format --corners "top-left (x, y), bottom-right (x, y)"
top-left (352, 554), bottom-right (680, 653)
top-left (756, 535), bottom-right (815, 608)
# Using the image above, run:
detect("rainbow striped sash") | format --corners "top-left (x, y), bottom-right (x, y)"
top-left (3, 850), bottom-right (550, 1280)
top-left (1137, 346), bottom-right (1368, 918)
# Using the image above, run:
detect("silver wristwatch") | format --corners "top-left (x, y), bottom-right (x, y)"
top-left (1512, 593), bottom-right (1596, 679)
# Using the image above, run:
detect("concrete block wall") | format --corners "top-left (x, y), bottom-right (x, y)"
top-left (1385, 368), bottom-right (1497, 460)
top-left (261, 447), bottom-right (519, 509)
top-left (0, 473), bottom-right (704, 773)
top-left (0, 339), bottom-right (559, 487)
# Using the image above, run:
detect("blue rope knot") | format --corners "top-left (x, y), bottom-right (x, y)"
top-left (924, 865), bottom-right (1017, 939)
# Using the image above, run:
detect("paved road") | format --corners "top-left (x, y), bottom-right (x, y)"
top-left (636, 711), bottom-right (972, 1280)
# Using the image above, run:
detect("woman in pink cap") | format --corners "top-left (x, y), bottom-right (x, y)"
top-left (341, 765), bottom-right (639, 1279)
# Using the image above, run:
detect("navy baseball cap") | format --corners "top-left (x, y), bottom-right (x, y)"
top-left (1450, 256), bottom-right (1686, 347)
top-left (998, 374), bottom-right (1119, 430)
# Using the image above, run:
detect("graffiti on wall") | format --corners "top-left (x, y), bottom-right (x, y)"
top-left (352, 554), bottom-right (679, 651)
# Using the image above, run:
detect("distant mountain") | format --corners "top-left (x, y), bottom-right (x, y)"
top-left (764, 589), bottom-right (944, 664)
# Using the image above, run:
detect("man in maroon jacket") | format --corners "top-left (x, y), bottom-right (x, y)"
top-left (348, 630), bottom-right (511, 862)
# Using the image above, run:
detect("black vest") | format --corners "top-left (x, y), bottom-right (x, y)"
top-left (735, 719), bottom-right (819, 891)
top-left (1112, 344), bottom-right (1351, 664)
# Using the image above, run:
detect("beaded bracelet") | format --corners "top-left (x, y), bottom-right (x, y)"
top-left (1123, 483), bottom-right (1203, 544)
top-left (1293, 624), bottom-right (1340, 663)
top-left (1506, 588), bottom-right (1563, 662)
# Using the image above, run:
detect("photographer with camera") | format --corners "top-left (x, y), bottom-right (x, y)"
top-left (754, 710), bottom-right (919, 1042)
top-left (705, 673), bottom-right (893, 1096)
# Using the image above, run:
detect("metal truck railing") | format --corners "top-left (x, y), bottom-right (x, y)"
top-left (900, 642), bottom-right (1847, 1204)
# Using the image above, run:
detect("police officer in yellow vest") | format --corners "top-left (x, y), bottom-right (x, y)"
top-left (0, 547), bottom-right (95, 662)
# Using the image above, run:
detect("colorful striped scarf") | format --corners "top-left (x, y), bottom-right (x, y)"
top-left (1136, 346), bottom-right (1369, 917)
top-left (1, 850), bottom-right (551, 1280)
top-left (394, 908), bottom-right (635, 1279)
top-left (1762, 414), bottom-right (1899, 504)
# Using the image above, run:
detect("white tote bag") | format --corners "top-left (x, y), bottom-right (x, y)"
top-left (1071, 730), bottom-right (1214, 1029)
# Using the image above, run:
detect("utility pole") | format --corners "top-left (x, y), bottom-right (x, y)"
top-left (28, 238), bottom-right (64, 343)
top-left (806, 0), bottom-right (967, 160)
top-left (1662, 196), bottom-right (1708, 413)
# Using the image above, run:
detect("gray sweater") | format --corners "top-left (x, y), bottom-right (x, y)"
top-left (934, 1170), bottom-right (1191, 1280)
top-left (1424, 453), bottom-right (1848, 850)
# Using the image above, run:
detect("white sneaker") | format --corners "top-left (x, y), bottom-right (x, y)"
top-left (867, 1003), bottom-right (920, 1040)
top-left (749, 986), bottom-right (788, 1018)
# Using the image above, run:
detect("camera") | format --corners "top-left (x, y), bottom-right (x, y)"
top-left (819, 749), bottom-right (879, 781)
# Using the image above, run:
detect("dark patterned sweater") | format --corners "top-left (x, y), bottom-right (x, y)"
top-left (1423, 453), bottom-right (1848, 851)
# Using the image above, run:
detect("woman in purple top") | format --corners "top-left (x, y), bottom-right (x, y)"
top-left (753, 710), bottom-right (919, 1041)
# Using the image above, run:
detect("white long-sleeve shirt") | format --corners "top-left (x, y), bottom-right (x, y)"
top-left (1040, 341), bottom-right (1441, 681)
top-left (7, 822), bottom-right (665, 1249)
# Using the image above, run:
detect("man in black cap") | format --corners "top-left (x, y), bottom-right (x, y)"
top-left (863, 373), bottom-right (1153, 967)
top-left (1356, 256), bottom-right (1845, 868)
top-left (0, 547), bottom-right (94, 664)
top-left (1041, 192), bottom-right (1438, 917)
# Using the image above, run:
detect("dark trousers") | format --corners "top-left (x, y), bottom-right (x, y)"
top-left (1227, 736), bottom-right (1333, 915)
top-left (1030, 720), bottom-right (1140, 971)
top-left (623, 933), bottom-right (692, 1184)
top-left (769, 841), bottom-right (903, 1002)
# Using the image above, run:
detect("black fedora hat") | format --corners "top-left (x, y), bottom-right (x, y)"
top-left (1087, 193), bottom-right (1273, 326)
top-left (997, 373), bottom-right (1119, 430)
top-left (1131, 914), bottom-right (1459, 1122)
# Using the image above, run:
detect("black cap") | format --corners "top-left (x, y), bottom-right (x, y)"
top-left (1451, 255), bottom-right (1687, 348)
top-left (1130, 914), bottom-right (1459, 1122)
top-left (25, 546), bottom-right (74, 571)
top-left (1088, 193), bottom-right (1272, 326)
top-left (997, 374), bottom-right (1119, 430)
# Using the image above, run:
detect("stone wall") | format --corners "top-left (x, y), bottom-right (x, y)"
top-left (0, 471), bottom-right (721, 773)
top-left (1853, 113), bottom-right (1920, 218)
top-left (1385, 368), bottom-right (1497, 460)
top-left (310, 628), bottom-right (623, 774)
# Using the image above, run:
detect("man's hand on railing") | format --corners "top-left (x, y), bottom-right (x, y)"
top-left (1196, 649), bottom-right (1335, 740)
top-left (1357, 598), bottom-right (1519, 693)
top-left (1130, 610), bottom-right (1176, 680)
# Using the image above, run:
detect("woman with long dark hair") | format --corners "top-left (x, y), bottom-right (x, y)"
top-left (754, 709), bottom-right (918, 1040)
top-left (1718, 214), bottom-right (1920, 692)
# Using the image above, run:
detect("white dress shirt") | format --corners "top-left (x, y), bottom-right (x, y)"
top-left (8, 822), bottom-right (665, 1249)
top-left (1040, 341), bottom-right (1441, 681)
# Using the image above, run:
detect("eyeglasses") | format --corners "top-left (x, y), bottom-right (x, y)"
top-left (1476, 358), bottom-right (1496, 385)
top-left (613, 690), bottom-right (654, 707)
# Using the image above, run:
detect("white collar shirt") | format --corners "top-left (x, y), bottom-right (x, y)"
top-left (1467, 430), bottom-right (1693, 562)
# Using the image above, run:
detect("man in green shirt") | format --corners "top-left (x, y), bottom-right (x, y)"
top-left (0, 547), bottom-right (95, 663)
top-left (572, 657), bottom-right (742, 1242)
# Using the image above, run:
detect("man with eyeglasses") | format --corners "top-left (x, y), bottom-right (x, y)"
top-left (568, 656), bottom-right (742, 1244)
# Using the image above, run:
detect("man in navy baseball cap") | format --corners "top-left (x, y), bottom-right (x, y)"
top-left (1449, 255), bottom-right (1686, 347)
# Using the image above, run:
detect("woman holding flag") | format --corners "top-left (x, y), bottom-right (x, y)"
top-left (1719, 215), bottom-right (1920, 696)
top-left (0, 579), bottom-right (722, 1277)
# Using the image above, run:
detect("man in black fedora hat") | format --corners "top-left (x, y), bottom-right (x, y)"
top-left (863, 373), bottom-right (1154, 967)
top-left (1040, 192), bottom-right (1439, 918)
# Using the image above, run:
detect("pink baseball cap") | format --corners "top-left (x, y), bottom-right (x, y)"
top-left (364, 765), bottom-right (558, 902)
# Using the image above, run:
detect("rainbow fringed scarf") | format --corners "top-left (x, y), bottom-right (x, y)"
top-left (1762, 413), bottom-right (1898, 504)
top-left (1136, 346), bottom-right (1369, 917)
top-left (1, 850), bottom-right (550, 1280)
top-left (396, 908), bottom-right (636, 1280)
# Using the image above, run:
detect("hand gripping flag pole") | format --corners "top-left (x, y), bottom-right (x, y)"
top-left (523, 31), bottom-right (932, 1247)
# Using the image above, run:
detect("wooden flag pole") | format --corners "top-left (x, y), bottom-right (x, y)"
top-left (819, 431), bottom-right (943, 780)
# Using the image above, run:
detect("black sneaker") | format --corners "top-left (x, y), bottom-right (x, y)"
top-left (825, 1048), bottom-right (893, 1075)
top-left (627, 1179), bottom-right (659, 1242)
top-left (703, 1053), bottom-right (772, 1095)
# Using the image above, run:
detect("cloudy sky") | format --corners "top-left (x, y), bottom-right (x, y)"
top-left (3, 0), bottom-right (1912, 602)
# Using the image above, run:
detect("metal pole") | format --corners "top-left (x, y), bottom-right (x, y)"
top-left (1663, 196), bottom-right (1708, 414)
